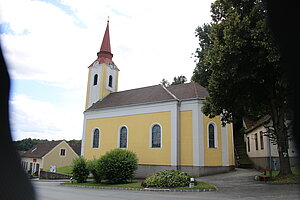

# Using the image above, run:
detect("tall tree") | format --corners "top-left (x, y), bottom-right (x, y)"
top-left (160, 78), bottom-right (170, 87)
top-left (171, 75), bottom-right (187, 85)
top-left (193, 0), bottom-right (292, 175)
top-left (14, 138), bottom-right (48, 151)
top-left (192, 23), bottom-right (212, 88)
top-left (160, 75), bottom-right (187, 87)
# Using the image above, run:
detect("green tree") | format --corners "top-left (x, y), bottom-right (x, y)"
top-left (72, 157), bottom-right (89, 183)
top-left (171, 75), bottom-right (187, 85)
top-left (160, 78), bottom-right (170, 87)
top-left (14, 138), bottom-right (48, 151)
top-left (192, 23), bottom-right (212, 88)
top-left (96, 149), bottom-right (138, 183)
top-left (193, 0), bottom-right (292, 175)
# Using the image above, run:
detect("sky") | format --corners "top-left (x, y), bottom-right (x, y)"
top-left (0, 0), bottom-right (214, 141)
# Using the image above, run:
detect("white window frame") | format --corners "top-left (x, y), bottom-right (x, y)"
top-left (207, 122), bottom-right (218, 149)
top-left (118, 125), bottom-right (128, 149)
top-left (150, 123), bottom-right (162, 149)
top-left (91, 127), bottom-right (100, 149)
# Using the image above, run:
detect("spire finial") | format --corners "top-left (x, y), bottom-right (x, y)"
top-left (107, 16), bottom-right (109, 23)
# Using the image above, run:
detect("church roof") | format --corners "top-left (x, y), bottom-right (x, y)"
top-left (86, 82), bottom-right (208, 111)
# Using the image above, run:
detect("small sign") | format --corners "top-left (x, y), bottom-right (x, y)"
top-left (50, 165), bottom-right (56, 172)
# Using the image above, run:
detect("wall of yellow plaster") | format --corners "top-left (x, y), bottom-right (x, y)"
top-left (100, 64), bottom-right (109, 99)
top-left (84, 111), bottom-right (171, 165)
top-left (180, 111), bottom-right (193, 166)
top-left (43, 141), bottom-right (79, 170)
top-left (203, 115), bottom-right (222, 166)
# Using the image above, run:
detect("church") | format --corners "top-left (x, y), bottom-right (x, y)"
top-left (81, 21), bottom-right (235, 177)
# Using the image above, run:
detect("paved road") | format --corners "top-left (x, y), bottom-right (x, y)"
top-left (33, 168), bottom-right (300, 200)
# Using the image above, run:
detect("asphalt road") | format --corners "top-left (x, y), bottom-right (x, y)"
top-left (33, 168), bottom-right (300, 200)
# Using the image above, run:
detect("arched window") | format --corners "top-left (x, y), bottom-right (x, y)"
top-left (92, 128), bottom-right (100, 148)
top-left (119, 126), bottom-right (128, 148)
top-left (93, 74), bottom-right (98, 85)
top-left (151, 124), bottom-right (161, 148)
top-left (108, 75), bottom-right (113, 87)
top-left (208, 123), bottom-right (216, 148)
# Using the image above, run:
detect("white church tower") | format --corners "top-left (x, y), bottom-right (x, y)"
top-left (85, 20), bottom-right (119, 109)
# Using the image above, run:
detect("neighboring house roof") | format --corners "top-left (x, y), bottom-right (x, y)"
top-left (86, 82), bottom-right (208, 111)
top-left (22, 140), bottom-right (63, 158)
top-left (18, 151), bottom-right (26, 156)
top-left (68, 142), bottom-right (81, 156)
top-left (244, 115), bottom-right (272, 134)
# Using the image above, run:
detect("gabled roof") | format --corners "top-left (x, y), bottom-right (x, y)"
top-left (86, 82), bottom-right (208, 111)
top-left (22, 140), bottom-right (63, 158)
top-left (67, 142), bottom-right (81, 156)
top-left (167, 82), bottom-right (208, 100)
top-left (244, 115), bottom-right (272, 133)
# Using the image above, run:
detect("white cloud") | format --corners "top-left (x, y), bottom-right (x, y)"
top-left (10, 94), bottom-right (83, 140)
top-left (1, 0), bottom-right (214, 140)
top-left (1, 0), bottom-right (213, 90)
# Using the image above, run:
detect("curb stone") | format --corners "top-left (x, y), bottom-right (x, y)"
top-left (61, 184), bottom-right (216, 192)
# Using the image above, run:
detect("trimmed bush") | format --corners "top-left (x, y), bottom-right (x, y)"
top-left (87, 159), bottom-right (102, 183)
top-left (144, 169), bottom-right (190, 188)
top-left (96, 149), bottom-right (138, 183)
top-left (72, 157), bottom-right (89, 183)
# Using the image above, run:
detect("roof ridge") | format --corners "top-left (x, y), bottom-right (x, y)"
top-left (192, 82), bottom-right (199, 98)
top-left (113, 84), bottom-right (162, 93)
top-left (161, 84), bottom-right (179, 100)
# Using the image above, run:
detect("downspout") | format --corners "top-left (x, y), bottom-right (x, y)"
top-left (176, 100), bottom-right (181, 170)
top-left (160, 84), bottom-right (181, 170)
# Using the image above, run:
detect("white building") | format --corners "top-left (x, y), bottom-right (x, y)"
top-left (243, 115), bottom-right (298, 170)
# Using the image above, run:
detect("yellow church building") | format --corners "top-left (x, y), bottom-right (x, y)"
top-left (81, 21), bottom-right (235, 177)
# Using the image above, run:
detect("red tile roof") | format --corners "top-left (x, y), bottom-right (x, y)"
top-left (97, 20), bottom-right (113, 65)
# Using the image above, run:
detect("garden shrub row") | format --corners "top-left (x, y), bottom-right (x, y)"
top-left (143, 169), bottom-right (191, 188)
top-left (72, 149), bottom-right (193, 188)
top-left (72, 149), bottom-right (138, 184)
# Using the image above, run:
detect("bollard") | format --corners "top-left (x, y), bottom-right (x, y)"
top-left (189, 177), bottom-right (195, 188)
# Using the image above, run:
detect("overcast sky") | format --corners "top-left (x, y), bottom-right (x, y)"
top-left (1, 0), bottom-right (214, 141)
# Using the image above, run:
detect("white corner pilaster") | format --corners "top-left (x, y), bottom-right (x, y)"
top-left (222, 124), bottom-right (229, 166)
top-left (170, 102), bottom-right (179, 166)
top-left (81, 116), bottom-right (87, 157)
top-left (192, 100), bottom-right (204, 166)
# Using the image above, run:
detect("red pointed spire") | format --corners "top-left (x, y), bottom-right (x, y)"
top-left (97, 20), bottom-right (113, 64)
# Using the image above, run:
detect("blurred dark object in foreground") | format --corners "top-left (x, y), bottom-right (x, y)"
top-left (0, 44), bottom-right (36, 199)
top-left (264, 0), bottom-right (299, 157)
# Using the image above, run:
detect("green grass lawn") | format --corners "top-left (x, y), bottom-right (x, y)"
top-left (264, 166), bottom-right (300, 183)
top-left (46, 166), bottom-right (73, 175)
top-left (61, 181), bottom-right (216, 190)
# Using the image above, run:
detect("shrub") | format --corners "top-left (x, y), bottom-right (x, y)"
top-left (96, 149), bottom-right (138, 183)
top-left (87, 159), bottom-right (102, 183)
top-left (72, 157), bottom-right (89, 183)
top-left (144, 169), bottom-right (190, 188)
